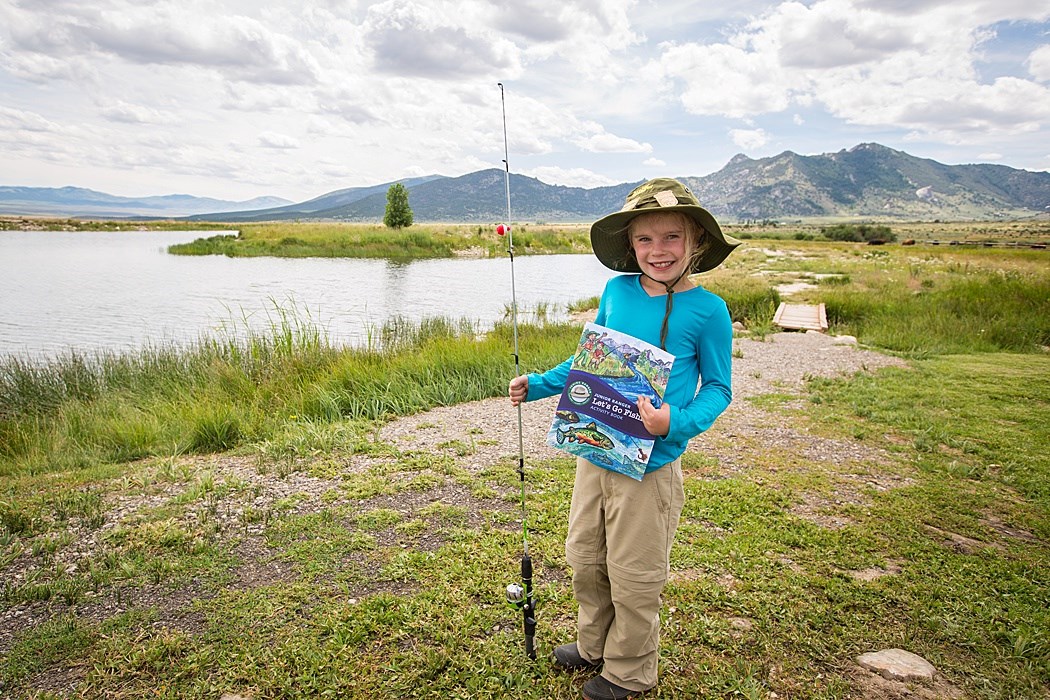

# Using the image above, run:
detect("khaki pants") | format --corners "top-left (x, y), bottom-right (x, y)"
top-left (564, 457), bottom-right (686, 691)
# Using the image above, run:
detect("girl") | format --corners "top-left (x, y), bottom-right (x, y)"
top-left (508, 178), bottom-right (740, 700)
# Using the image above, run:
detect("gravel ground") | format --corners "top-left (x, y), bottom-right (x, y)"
top-left (369, 330), bottom-right (909, 475)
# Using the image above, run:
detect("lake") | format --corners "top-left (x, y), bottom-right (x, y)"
top-left (0, 230), bottom-right (615, 359)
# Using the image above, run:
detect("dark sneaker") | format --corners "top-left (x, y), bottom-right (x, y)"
top-left (581, 675), bottom-right (650, 700)
top-left (552, 643), bottom-right (602, 670)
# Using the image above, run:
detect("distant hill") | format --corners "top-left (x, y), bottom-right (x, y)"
top-left (5, 144), bottom-right (1048, 221)
top-left (682, 144), bottom-right (1050, 220)
top-left (278, 169), bottom-right (639, 223)
top-left (188, 175), bottom-right (444, 222)
top-left (0, 186), bottom-right (292, 219)
top-left (192, 143), bottom-right (1049, 223)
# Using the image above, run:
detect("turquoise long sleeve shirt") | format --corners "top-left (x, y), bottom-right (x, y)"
top-left (527, 274), bottom-right (733, 472)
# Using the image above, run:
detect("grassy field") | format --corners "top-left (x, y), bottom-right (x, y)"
top-left (728, 219), bottom-right (1050, 246)
top-left (1, 234), bottom-right (1048, 698)
top-left (6, 216), bottom-right (1048, 255)
top-left (165, 220), bottom-right (1050, 260)
top-left (167, 223), bottom-right (593, 260)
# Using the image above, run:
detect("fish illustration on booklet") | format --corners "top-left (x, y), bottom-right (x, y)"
top-left (546, 323), bottom-right (674, 480)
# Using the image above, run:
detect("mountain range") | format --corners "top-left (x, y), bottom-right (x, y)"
top-left (4, 144), bottom-right (1049, 222)
top-left (0, 186), bottom-right (292, 219)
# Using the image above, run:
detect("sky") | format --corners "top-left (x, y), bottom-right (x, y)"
top-left (2, 0), bottom-right (1050, 204)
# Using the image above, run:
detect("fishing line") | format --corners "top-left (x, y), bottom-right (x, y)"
top-left (498, 81), bottom-right (537, 661)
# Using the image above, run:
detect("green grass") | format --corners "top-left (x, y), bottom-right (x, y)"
top-left (168, 223), bottom-right (594, 260)
top-left (0, 307), bottom-right (576, 479)
top-left (713, 240), bottom-right (1049, 354)
top-left (819, 266), bottom-right (1049, 355)
top-left (807, 354), bottom-right (1050, 512)
top-left (703, 276), bottom-right (781, 333)
top-left (2, 241), bottom-right (1049, 698)
top-left (4, 349), bottom-right (1048, 697)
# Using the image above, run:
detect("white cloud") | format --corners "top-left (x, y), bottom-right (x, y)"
top-left (978, 152), bottom-right (1003, 160)
top-left (1, 0), bottom-right (1048, 200)
top-left (489, 0), bottom-right (640, 84)
top-left (522, 166), bottom-right (618, 188)
top-left (258, 132), bottom-right (301, 149)
top-left (363, 0), bottom-right (520, 79)
top-left (100, 101), bottom-right (174, 124)
top-left (1029, 44), bottom-right (1050, 82)
top-left (0, 106), bottom-right (64, 133)
top-left (656, 41), bottom-right (793, 118)
top-left (575, 132), bottom-right (653, 154)
top-left (90, 8), bottom-right (322, 84)
top-left (0, 50), bottom-right (95, 83)
top-left (655, 0), bottom-right (1050, 142)
top-left (729, 128), bottom-right (771, 150)
top-left (398, 164), bottom-right (428, 179)
top-left (852, 0), bottom-right (1049, 23)
top-left (489, 0), bottom-right (573, 42)
top-left (221, 84), bottom-right (305, 112)
top-left (1, 1), bottom-right (322, 85)
top-left (771, 0), bottom-right (917, 69)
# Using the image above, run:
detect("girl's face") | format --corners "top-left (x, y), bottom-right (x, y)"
top-left (629, 212), bottom-right (695, 285)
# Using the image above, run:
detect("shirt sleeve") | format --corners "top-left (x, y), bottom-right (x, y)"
top-left (526, 283), bottom-right (610, 402)
top-left (526, 355), bottom-right (572, 401)
top-left (665, 300), bottom-right (733, 440)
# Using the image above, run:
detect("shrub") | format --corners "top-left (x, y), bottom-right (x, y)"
top-left (821, 224), bottom-right (896, 243)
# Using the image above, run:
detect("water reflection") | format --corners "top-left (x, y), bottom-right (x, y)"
top-left (0, 230), bottom-right (614, 358)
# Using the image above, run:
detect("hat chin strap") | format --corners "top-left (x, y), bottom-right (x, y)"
top-left (641, 267), bottom-right (690, 351)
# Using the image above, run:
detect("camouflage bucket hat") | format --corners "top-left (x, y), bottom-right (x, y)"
top-left (590, 178), bottom-right (741, 274)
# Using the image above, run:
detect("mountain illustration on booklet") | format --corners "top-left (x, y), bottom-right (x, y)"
top-left (546, 323), bottom-right (674, 480)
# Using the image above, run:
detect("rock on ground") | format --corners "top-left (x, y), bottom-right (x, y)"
top-left (857, 649), bottom-right (938, 682)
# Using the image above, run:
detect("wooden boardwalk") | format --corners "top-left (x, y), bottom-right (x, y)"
top-left (773, 303), bottom-right (829, 332)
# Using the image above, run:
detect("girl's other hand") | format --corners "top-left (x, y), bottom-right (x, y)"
top-left (508, 375), bottom-right (529, 406)
top-left (637, 396), bottom-right (671, 437)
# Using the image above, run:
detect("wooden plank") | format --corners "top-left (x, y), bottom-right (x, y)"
top-left (773, 302), bottom-right (828, 332)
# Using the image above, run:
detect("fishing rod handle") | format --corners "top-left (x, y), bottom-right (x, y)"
top-left (521, 554), bottom-right (536, 658)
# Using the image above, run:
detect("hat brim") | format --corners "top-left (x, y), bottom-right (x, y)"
top-left (590, 204), bottom-right (742, 274)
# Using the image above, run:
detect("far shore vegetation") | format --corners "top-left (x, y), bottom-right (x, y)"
top-left (4, 216), bottom-right (1048, 260)
top-left (167, 219), bottom-right (1050, 259)
top-left (1, 224), bottom-right (1048, 698)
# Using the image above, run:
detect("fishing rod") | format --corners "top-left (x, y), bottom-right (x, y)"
top-left (497, 81), bottom-right (536, 661)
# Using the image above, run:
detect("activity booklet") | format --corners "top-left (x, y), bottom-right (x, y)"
top-left (546, 322), bottom-right (674, 480)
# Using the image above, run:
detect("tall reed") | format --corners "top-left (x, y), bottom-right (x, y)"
top-left (822, 267), bottom-right (1049, 354)
top-left (0, 308), bottom-right (577, 478)
top-left (701, 277), bottom-right (781, 332)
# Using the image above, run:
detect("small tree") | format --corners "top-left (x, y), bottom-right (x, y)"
top-left (383, 183), bottom-right (414, 229)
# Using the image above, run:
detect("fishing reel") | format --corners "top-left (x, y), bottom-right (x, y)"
top-left (505, 555), bottom-right (537, 659)
top-left (505, 582), bottom-right (526, 609)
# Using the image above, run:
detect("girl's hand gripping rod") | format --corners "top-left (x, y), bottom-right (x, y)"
top-left (498, 81), bottom-right (536, 661)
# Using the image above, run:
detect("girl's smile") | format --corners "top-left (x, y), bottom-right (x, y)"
top-left (629, 213), bottom-right (695, 294)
